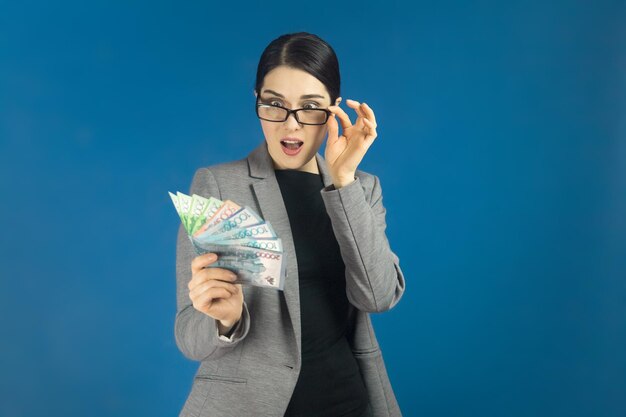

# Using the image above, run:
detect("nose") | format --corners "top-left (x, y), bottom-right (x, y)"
top-left (284, 112), bottom-right (301, 129)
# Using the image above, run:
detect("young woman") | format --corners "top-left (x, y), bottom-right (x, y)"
top-left (175, 32), bottom-right (406, 417)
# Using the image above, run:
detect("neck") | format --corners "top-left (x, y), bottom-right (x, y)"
top-left (273, 156), bottom-right (319, 174)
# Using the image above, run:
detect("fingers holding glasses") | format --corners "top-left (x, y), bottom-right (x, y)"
top-left (328, 104), bottom-right (353, 130)
top-left (328, 98), bottom-right (378, 140)
top-left (330, 99), bottom-right (376, 127)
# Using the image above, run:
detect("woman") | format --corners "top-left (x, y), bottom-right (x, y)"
top-left (175, 32), bottom-right (406, 417)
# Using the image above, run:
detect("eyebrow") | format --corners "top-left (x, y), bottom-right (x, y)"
top-left (261, 89), bottom-right (326, 100)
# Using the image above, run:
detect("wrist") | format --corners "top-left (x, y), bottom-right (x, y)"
top-left (218, 317), bottom-right (239, 334)
top-left (333, 175), bottom-right (356, 189)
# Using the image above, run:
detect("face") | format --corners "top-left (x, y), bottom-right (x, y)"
top-left (254, 65), bottom-right (341, 173)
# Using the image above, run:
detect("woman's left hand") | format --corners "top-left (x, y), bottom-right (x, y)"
top-left (325, 98), bottom-right (378, 188)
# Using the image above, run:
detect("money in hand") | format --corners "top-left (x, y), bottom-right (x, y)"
top-left (169, 191), bottom-right (286, 290)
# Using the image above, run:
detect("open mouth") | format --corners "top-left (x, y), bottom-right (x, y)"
top-left (280, 139), bottom-right (304, 150)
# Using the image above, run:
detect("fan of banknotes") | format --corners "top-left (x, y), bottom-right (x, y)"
top-left (169, 191), bottom-right (286, 291)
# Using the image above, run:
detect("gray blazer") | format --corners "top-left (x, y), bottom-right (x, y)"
top-left (175, 139), bottom-right (406, 417)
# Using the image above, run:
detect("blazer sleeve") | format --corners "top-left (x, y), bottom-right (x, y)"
top-left (174, 168), bottom-right (251, 362)
top-left (320, 174), bottom-right (406, 313)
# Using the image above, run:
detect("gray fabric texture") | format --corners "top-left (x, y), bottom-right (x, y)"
top-left (175, 140), bottom-right (406, 417)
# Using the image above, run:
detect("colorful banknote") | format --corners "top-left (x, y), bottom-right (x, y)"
top-left (169, 191), bottom-right (286, 290)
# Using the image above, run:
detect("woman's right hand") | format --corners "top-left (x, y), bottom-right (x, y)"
top-left (189, 252), bottom-right (243, 328)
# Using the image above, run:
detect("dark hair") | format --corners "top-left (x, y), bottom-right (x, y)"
top-left (254, 32), bottom-right (340, 106)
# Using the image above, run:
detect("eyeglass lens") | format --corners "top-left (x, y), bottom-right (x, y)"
top-left (258, 106), bottom-right (327, 125)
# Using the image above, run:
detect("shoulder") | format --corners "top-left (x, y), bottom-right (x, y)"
top-left (187, 158), bottom-right (248, 198)
top-left (192, 158), bottom-right (248, 184)
top-left (196, 157), bottom-right (247, 176)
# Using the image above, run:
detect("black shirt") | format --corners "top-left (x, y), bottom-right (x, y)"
top-left (275, 169), bottom-right (370, 417)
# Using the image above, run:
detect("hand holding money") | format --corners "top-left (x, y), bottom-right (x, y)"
top-left (170, 190), bottom-right (287, 290)
top-left (189, 252), bottom-right (243, 328)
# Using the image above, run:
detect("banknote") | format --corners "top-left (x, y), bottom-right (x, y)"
top-left (169, 191), bottom-right (224, 235)
top-left (169, 190), bottom-right (286, 290)
top-left (194, 221), bottom-right (278, 243)
top-left (188, 193), bottom-right (223, 235)
top-left (200, 236), bottom-right (284, 252)
top-left (189, 241), bottom-right (286, 290)
top-left (195, 206), bottom-right (265, 238)
top-left (193, 199), bottom-right (241, 237)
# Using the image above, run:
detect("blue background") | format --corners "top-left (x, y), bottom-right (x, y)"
top-left (1, 1), bottom-right (625, 416)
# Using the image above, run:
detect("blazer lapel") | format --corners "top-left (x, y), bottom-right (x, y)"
top-left (247, 140), bottom-right (334, 360)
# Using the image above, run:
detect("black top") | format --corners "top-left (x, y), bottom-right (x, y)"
top-left (275, 169), bottom-right (370, 417)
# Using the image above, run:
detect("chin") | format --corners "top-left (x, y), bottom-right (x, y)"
top-left (273, 152), bottom-right (308, 171)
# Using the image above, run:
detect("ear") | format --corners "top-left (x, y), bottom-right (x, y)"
top-left (254, 90), bottom-right (258, 98)
top-left (334, 96), bottom-right (342, 106)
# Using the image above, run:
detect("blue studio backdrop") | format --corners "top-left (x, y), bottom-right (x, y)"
top-left (1, 1), bottom-right (624, 416)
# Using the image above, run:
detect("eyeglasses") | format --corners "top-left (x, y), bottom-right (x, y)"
top-left (255, 97), bottom-right (332, 126)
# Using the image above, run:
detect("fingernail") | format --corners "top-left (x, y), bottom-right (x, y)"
top-left (208, 253), bottom-right (217, 260)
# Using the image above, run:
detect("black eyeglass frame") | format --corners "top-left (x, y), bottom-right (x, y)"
top-left (255, 97), bottom-right (332, 126)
